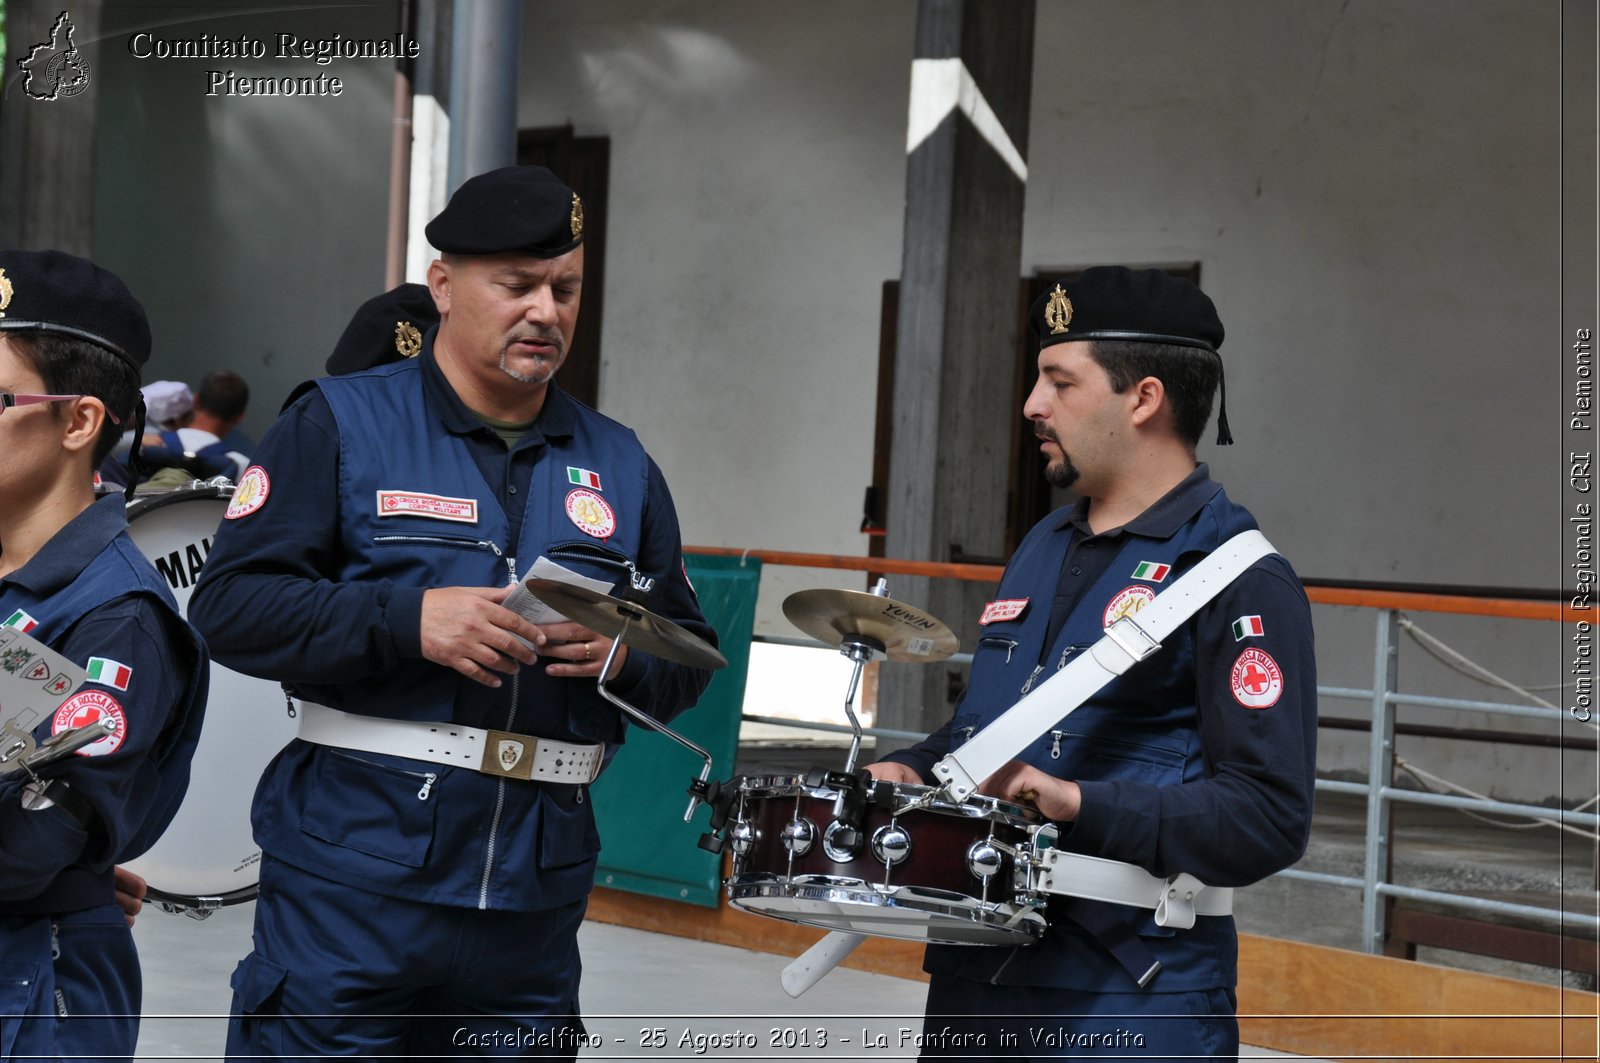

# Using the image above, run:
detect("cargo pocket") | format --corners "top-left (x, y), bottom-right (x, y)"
top-left (0, 960), bottom-right (42, 1060)
top-left (300, 750), bottom-right (439, 866)
top-left (537, 787), bottom-right (601, 869)
top-left (226, 952), bottom-right (287, 1056)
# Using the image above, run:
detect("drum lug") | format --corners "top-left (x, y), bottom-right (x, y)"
top-left (781, 816), bottom-right (817, 858)
top-left (822, 820), bottom-right (863, 862)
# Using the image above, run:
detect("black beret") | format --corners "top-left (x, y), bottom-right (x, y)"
top-left (424, 165), bottom-right (584, 258)
top-left (1029, 266), bottom-right (1224, 353)
top-left (325, 283), bottom-right (440, 375)
top-left (0, 248), bottom-right (151, 367)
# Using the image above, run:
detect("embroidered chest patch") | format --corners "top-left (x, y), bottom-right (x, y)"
top-left (1130, 560), bottom-right (1172, 582)
top-left (376, 490), bottom-right (479, 524)
top-left (1102, 585), bottom-right (1156, 628)
top-left (565, 488), bottom-right (616, 539)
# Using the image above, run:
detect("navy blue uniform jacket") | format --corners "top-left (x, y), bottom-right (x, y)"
top-left (881, 466), bottom-right (1316, 991)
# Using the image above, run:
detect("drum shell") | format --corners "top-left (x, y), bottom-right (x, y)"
top-left (118, 485), bottom-right (297, 910)
top-left (733, 777), bottom-right (1034, 903)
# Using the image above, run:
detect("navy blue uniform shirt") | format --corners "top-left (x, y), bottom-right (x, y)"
top-left (0, 495), bottom-right (206, 907)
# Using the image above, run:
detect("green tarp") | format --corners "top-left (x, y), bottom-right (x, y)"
top-left (590, 554), bottom-right (760, 906)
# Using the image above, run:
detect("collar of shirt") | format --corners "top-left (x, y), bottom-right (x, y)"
top-left (1, 493), bottom-right (128, 597)
top-left (1057, 463), bottom-right (1225, 540)
top-left (419, 327), bottom-right (578, 448)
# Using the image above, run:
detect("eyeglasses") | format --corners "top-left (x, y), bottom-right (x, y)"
top-left (0, 393), bottom-right (122, 425)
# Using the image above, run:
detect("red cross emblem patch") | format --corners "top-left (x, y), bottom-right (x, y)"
top-left (1230, 648), bottom-right (1283, 709)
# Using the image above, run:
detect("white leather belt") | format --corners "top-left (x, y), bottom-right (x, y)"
top-left (1033, 849), bottom-right (1233, 930)
top-left (296, 702), bottom-right (605, 785)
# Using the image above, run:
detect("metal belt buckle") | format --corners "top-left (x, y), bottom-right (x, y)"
top-left (1103, 615), bottom-right (1162, 664)
top-left (481, 729), bottom-right (538, 781)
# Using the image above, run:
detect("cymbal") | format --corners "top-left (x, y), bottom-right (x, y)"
top-left (782, 589), bottom-right (958, 662)
top-left (521, 579), bottom-right (728, 671)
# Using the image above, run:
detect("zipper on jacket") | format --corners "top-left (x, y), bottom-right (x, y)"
top-left (479, 658), bottom-right (517, 909)
top-left (1050, 730), bottom-right (1066, 759)
top-left (977, 635), bottom-right (1019, 665)
top-left (1019, 664), bottom-right (1045, 695)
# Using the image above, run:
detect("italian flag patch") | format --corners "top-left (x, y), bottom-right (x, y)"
top-left (3, 609), bottom-right (38, 633)
top-left (1231, 615), bottom-right (1264, 641)
top-left (566, 467), bottom-right (602, 490)
top-left (86, 657), bottom-right (133, 691)
top-left (1130, 561), bottom-right (1171, 582)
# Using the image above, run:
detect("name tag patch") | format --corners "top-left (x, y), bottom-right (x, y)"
top-left (979, 598), bottom-right (1030, 625)
top-left (377, 490), bottom-right (479, 524)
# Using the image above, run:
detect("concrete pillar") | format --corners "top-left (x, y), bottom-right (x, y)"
top-left (878, 0), bottom-right (1035, 745)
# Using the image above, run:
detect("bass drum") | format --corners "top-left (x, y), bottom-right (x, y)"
top-left (120, 483), bottom-right (295, 914)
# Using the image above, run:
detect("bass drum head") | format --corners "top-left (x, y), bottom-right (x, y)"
top-left (120, 485), bottom-right (295, 910)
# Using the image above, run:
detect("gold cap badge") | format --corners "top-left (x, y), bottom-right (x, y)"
top-left (395, 321), bottom-right (422, 359)
top-left (570, 193), bottom-right (584, 240)
top-left (1044, 283), bottom-right (1072, 335)
top-left (0, 269), bottom-right (13, 319)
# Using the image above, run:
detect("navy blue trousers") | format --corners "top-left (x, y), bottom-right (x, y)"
top-left (0, 904), bottom-right (139, 1062)
top-left (919, 976), bottom-right (1239, 1061)
top-left (226, 856), bottom-right (588, 1060)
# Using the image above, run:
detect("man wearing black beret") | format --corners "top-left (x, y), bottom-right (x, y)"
top-left (0, 249), bottom-right (209, 1060)
top-left (191, 167), bottom-right (715, 1057)
top-left (868, 267), bottom-right (1317, 1058)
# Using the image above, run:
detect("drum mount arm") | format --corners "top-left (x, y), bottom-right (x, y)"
top-left (593, 610), bottom-right (717, 826)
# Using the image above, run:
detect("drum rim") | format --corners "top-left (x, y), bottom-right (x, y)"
top-left (125, 480), bottom-right (236, 516)
top-left (728, 880), bottom-right (1046, 945)
top-left (145, 883), bottom-right (259, 910)
top-left (736, 773), bottom-right (1041, 825)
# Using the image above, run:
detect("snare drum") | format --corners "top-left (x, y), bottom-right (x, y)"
top-left (119, 484), bottom-right (297, 913)
top-left (725, 774), bottom-right (1048, 946)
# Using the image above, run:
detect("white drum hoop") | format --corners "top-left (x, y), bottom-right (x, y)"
top-left (119, 483), bottom-right (296, 915)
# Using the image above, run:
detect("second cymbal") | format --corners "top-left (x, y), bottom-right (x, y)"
top-left (782, 588), bottom-right (958, 663)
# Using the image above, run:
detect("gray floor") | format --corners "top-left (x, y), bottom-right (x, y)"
top-left (131, 906), bottom-right (1324, 1060)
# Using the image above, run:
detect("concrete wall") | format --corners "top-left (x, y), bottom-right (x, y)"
top-left (91, 0), bottom-right (397, 428)
top-left (71, 0), bottom-right (1588, 802)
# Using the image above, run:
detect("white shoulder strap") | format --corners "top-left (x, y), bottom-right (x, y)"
top-left (933, 529), bottom-right (1276, 800)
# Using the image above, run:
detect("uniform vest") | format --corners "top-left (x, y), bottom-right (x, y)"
top-left (249, 361), bottom-right (652, 911)
top-left (926, 486), bottom-right (1258, 992)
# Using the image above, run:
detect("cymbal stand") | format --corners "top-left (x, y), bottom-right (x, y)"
top-left (835, 577), bottom-right (890, 776)
top-left (594, 609), bottom-right (716, 823)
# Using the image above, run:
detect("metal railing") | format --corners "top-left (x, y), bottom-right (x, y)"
top-left (692, 545), bottom-right (1599, 962)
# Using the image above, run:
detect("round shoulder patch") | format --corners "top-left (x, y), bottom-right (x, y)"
top-left (52, 690), bottom-right (127, 757)
top-left (564, 488), bottom-right (616, 539)
top-left (1230, 647), bottom-right (1284, 709)
top-left (225, 465), bottom-right (271, 519)
top-left (1103, 584), bottom-right (1156, 628)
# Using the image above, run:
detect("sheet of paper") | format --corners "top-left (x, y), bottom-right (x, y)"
top-left (0, 627), bottom-right (86, 741)
top-left (502, 555), bottom-right (616, 627)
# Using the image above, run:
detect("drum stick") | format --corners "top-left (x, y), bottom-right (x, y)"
top-left (780, 931), bottom-right (867, 998)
